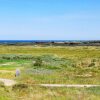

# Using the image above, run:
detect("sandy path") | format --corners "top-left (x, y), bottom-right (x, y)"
top-left (0, 78), bottom-right (100, 87)
top-left (0, 78), bottom-right (16, 86)
top-left (0, 70), bottom-right (14, 73)
top-left (39, 84), bottom-right (100, 88)
top-left (0, 62), bottom-right (15, 66)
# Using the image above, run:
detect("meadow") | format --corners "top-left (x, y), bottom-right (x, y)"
top-left (0, 46), bottom-right (100, 100)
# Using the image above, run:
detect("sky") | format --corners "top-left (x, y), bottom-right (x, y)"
top-left (0, 0), bottom-right (100, 40)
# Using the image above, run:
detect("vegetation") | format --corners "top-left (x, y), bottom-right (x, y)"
top-left (0, 46), bottom-right (100, 99)
top-left (0, 85), bottom-right (100, 100)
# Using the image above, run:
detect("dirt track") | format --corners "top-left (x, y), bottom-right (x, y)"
top-left (0, 78), bottom-right (100, 87)
top-left (0, 78), bottom-right (16, 86)
top-left (39, 84), bottom-right (100, 88)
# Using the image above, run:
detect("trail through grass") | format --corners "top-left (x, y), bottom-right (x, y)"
top-left (0, 46), bottom-right (100, 100)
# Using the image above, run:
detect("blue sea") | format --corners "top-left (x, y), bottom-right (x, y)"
top-left (0, 40), bottom-right (99, 44)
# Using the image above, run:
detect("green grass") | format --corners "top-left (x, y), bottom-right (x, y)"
top-left (0, 46), bottom-right (100, 99)
top-left (17, 66), bottom-right (100, 85)
top-left (0, 48), bottom-right (99, 84)
top-left (0, 85), bottom-right (100, 100)
top-left (0, 46), bottom-right (100, 58)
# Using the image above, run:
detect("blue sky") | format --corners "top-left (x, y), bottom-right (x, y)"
top-left (0, 0), bottom-right (100, 40)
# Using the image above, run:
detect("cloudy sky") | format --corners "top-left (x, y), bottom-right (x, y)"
top-left (0, 0), bottom-right (100, 40)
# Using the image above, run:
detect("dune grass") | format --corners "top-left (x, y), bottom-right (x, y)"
top-left (0, 85), bottom-right (100, 100)
top-left (0, 46), bottom-right (100, 84)
top-left (0, 46), bottom-right (100, 100)
top-left (0, 46), bottom-right (100, 58)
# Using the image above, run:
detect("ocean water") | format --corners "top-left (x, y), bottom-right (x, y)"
top-left (0, 40), bottom-right (93, 43)
top-left (0, 40), bottom-right (99, 45)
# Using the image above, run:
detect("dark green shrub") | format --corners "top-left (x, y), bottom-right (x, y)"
top-left (88, 62), bottom-right (95, 67)
top-left (34, 58), bottom-right (42, 66)
top-left (12, 84), bottom-right (28, 91)
top-left (0, 54), bottom-right (35, 60)
top-left (0, 81), bottom-right (5, 87)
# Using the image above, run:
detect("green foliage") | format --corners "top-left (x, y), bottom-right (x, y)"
top-left (0, 86), bottom-right (100, 100)
top-left (0, 81), bottom-right (5, 87)
top-left (86, 87), bottom-right (100, 95)
top-left (12, 84), bottom-right (28, 91)
top-left (34, 57), bottom-right (42, 66)
top-left (88, 62), bottom-right (95, 67)
top-left (0, 54), bottom-right (35, 61)
top-left (0, 46), bottom-right (100, 99)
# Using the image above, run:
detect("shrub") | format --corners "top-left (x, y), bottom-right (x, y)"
top-left (34, 57), bottom-right (42, 66)
top-left (88, 62), bottom-right (95, 67)
top-left (12, 84), bottom-right (28, 91)
top-left (0, 81), bottom-right (5, 87)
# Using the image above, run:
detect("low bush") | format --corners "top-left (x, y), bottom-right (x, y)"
top-left (34, 57), bottom-right (42, 66)
top-left (12, 84), bottom-right (28, 91)
top-left (0, 81), bottom-right (5, 87)
top-left (0, 54), bottom-right (35, 60)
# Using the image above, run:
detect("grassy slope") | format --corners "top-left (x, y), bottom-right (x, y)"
top-left (0, 46), bottom-right (100, 100)
top-left (0, 46), bottom-right (100, 58)
top-left (0, 46), bottom-right (100, 84)
top-left (0, 86), bottom-right (100, 100)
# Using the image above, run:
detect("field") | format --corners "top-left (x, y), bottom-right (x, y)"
top-left (0, 46), bottom-right (100, 100)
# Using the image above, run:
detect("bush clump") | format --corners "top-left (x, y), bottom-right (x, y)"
top-left (0, 81), bottom-right (5, 87)
top-left (34, 57), bottom-right (42, 66)
top-left (12, 84), bottom-right (28, 91)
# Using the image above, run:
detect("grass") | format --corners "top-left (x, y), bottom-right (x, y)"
top-left (0, 85), bottom-right (100, 100)
top-left (17, 67), bottom-right (100, 85)
top-left (0, 46), bottom-right (100, 84)
top-left (0, 46), bottom-right (100, 58)
top-left (0, 46), bottom-right (100, 99)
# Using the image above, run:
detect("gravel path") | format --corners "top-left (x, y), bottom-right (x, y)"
top-left (40, 84), bottom-right (100, 88)
top-left (0, 78), bottom-right (100, 87)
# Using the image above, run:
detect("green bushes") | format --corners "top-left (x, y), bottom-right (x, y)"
top-left (12, 84), bottom-right (28, 91)
top-left (0, 54), bottom-right (35, 61)
top-left (30, 55), bottom-right (100, 69)
top-left (31, 55), bottom-right (74, 69)
top-left (76, 58), bottom-right (100, 68)
top-left (0, 54), bottom-right (99, 69)
top-left (34, 58), bottom-right (42, 66)
top-left (0, 81), bottom-right (5, 87)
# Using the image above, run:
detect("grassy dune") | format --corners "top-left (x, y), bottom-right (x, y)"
top-left (0, 46), bottom-right (100, 100)
top-left (0, 86), bottom-right (100, 100)
top-left (0, 46), bottom-right (100, 58)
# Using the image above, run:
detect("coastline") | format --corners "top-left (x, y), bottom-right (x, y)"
top-left (0, 40), bottom-right (100, 46)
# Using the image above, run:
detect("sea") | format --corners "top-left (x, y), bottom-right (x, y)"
top-left (0, 40), bottom-right (97, 44)
top-left (0, 40), bottom-right (100, 44)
